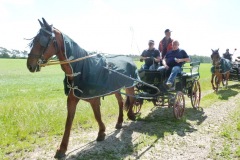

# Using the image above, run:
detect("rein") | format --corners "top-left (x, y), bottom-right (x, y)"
top-left (39, 54), bottom-right (98, 67)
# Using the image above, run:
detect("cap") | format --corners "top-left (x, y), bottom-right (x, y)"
top-left (165, 29), bottom-right (172, 33)
top-left (148, 40), bottom-right (154, 44)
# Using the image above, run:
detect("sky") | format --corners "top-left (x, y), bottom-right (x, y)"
top-left (0, 0), bottom-right (240, 56)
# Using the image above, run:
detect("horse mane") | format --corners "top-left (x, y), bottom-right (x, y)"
top-left (26, 31), bottom-right (40, 48)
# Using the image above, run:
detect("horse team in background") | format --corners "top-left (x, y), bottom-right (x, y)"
top-left (210, 49), bottom-right (231, 92)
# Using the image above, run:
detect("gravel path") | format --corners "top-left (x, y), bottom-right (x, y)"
top-left (24, 91), bottom-right (240, 160)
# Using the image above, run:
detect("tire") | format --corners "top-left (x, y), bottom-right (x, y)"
top-left (173, 91), bottom-right (185, 119)
top-left (190, 80), bottom-right (201, 109)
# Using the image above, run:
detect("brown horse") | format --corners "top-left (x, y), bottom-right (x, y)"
top-left (210, 49), bottom-right (231, 92)
top-left (27, 18), bottom-right (136, 159)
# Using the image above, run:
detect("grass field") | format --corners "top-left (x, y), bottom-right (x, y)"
top-left (0, 59), bottom-right (239, 159)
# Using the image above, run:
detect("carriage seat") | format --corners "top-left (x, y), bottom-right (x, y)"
top-left (182, 72), bottom-right (199, 77)
top-left (181, 61), bottom-right (200, 78)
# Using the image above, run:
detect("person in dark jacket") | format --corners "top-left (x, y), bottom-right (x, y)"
top-left (140, 40), bottom-right (161, 70)
top-left (223, 49), bottom-right (232, 61)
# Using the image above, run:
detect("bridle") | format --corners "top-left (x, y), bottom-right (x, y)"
top-left (28, 27), bottom-right (59, 71)
top-left (28, 26), bottom-right (99, 71)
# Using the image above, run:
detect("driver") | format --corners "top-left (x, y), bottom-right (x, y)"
top-left (223, 49), bottom-right (232, 61)
top-left (140, 40), bottom-right (161, 70)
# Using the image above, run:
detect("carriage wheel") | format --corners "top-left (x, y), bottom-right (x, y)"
top-left (132, 98), bottom-right (143, 115)
top-left (173, 91), bottom-right (185, 119)
top-left (190, 80), bottom-right (201, 109)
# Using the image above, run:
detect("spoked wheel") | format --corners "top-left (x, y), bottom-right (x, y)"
top-left (132, 98), bottom-right (143, 115)
top-left (190, 80), bottom-right (201, 109)
top-left (173, 91), bottom-right (185, 119)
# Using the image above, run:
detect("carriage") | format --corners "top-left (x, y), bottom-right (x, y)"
top-left (229, 61), bottom-right (240, 81)
top-left (131, 61), bottom-right (201, 119)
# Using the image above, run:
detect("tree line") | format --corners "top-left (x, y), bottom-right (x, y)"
top-left (0, 47), bottom-right (212, 63)
top-left (0, 47), bottom-right (28, 59)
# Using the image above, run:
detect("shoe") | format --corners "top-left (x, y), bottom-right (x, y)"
top-left (166, 81), bottom-right (172, 88)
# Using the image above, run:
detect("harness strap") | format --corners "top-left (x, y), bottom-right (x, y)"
top-left (39, 54), bottom-right (98, 67)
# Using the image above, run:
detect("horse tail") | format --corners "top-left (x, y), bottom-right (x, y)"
top-left (124, 96), bottom-right (130, 111)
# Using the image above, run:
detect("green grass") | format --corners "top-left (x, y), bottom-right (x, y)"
top-left (208, 101), bottom-right (240, 159)
top-left (0, 59), bottom-right (235, 159)
top-left (219, 102), bottom-right (240, 159)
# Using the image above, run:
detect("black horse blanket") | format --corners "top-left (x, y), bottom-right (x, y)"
top-left (62, 34), bottom-right (139, 99)
top-left (211, 58), bottom-right (232, 74)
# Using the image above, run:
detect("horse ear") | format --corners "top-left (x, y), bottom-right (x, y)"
top-left (42, 17), bottom-right (52, 31)
top-left (217, 48), bottom-right (219, 51)
top-left (42, 18), bottom-right (50, 27)
top-left (38, 19), bottom-right (44, 27)
top-left (211, 49), bottom-right (214, 52)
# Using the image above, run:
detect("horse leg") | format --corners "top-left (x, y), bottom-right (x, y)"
top-left (216, 74), bottom-right (221, 92)
top-left (90, 98), bottom-right (106, 141)
top-left (226, 72), bottom-right (230, 88)
top-left (219, 75), bottom-right (222, 88)
top-left (55, 91), bottom-right (79, 159)
top-left (115, 92), bottom-right (124, 129)
top-left (125, 87), bottom-right (136, 121)
top-left (211, 74), bottom-right (215, 91)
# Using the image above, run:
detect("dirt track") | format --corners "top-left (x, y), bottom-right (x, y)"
top-left (24, 90), bottom-right (240, 160)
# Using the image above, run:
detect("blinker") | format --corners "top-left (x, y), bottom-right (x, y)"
top-left (39, 35), bottom-right (49, 47)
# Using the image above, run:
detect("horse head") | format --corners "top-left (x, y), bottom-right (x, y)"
top-left (211, 49), bottom-right (221, 66)
top-left (27, 18), bottom-right (59, 72)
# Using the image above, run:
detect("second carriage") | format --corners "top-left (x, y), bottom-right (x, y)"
top-left (229, 61), bottom-right (240, 81)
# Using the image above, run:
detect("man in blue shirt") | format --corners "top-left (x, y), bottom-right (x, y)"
top-left (140, 40), bottom-right (161, 70)
top-left (158, 40), bottom-right (190, 87)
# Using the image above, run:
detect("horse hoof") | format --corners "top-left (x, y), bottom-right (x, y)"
top-left (54, 150), bottom-right (66, 159)
top-left (128, 114), bottom-right (136, 121)
top-left (115, 123), bottom-right (122, 129)
top-left (96, 133), bottom-right (106, 141)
